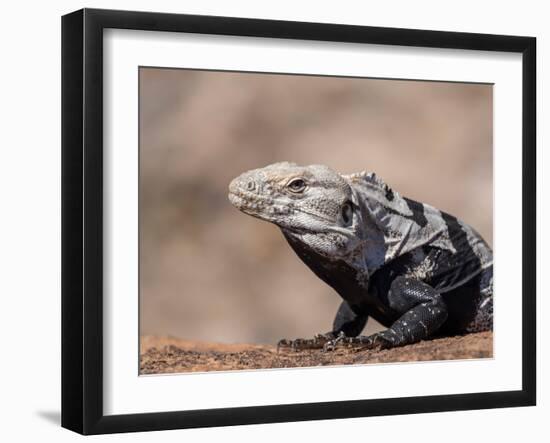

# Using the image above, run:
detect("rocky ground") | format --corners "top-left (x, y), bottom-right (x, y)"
top-left (140, 332), bottom-right (493, 374)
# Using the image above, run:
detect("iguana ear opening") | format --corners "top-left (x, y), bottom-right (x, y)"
top-left (341, 201), bottom-right (354, 226)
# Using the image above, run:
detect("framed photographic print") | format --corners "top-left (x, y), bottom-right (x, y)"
top-left (61, 8), bottom-right (536, 435)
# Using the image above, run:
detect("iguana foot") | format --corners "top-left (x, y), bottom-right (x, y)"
top-left (277, 333), bottom-right (335, 352)
top-left (322, 332), bottom-right (393, 352)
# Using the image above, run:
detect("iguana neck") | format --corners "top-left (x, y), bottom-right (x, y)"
top-left (280, 174), bottom-right (419, 279)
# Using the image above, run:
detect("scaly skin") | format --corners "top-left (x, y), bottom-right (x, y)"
top-left (229, 162), bottom-right (493, 352)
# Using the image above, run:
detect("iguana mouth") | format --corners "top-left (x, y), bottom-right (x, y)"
top-left (229, 188), bottom-right (342, 225)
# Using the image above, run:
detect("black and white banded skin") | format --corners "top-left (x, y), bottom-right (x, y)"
top-left (228, 162), bottom-right (493, 351)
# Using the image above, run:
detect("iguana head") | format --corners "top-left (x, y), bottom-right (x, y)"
top-left (228, 162), bottom-right (365, 259)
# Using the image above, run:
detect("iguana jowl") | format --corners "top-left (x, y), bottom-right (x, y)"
top-left (228, 162), bottom-right (493, 351)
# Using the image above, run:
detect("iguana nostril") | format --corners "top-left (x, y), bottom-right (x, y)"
top-left (246, 180), bottom-right (256, 191)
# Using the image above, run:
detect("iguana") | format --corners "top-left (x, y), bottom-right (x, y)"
top-left (228, 162), bottom-right (493, 351)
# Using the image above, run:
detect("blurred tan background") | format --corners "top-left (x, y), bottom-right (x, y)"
top-left (139, 68), bottom-right (492, 344)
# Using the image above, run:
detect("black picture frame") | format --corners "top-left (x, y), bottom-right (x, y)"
top-left (61, 8), bottom-right (536, 435)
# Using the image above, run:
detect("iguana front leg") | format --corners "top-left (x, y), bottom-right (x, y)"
top-left (277, 301), bottom-right (368, 352)
top-left (324, 277), bottom-right (448, 351)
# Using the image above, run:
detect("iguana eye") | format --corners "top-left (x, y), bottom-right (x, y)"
top-left (287, 178), bottom-right (306, 193)
top-left (341, 201), bottom-right (353, 225)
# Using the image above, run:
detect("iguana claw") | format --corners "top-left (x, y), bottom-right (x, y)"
top-left (322, 333), bottom-right (391, 352)
top-left (277, 333), bottom-right (334, 352)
